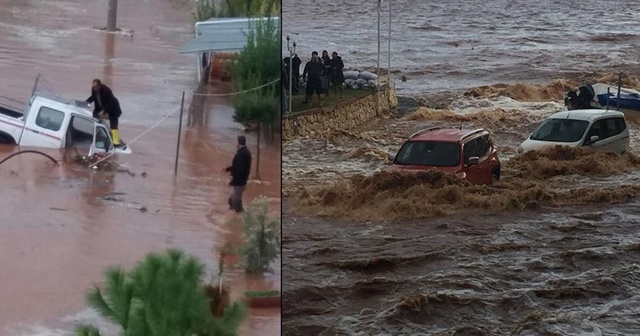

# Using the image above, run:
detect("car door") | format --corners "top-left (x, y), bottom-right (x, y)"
top-left (608, 116), bottom-right (630, 153)
top-left (584, 118), bottom-right (620, 153)
top-left (90, 123), bottom-right (113, 156)
top-left (583, 119), bottom-right (610, 152)
top-left (474, 135), bottom-right (493, 184)
top-left (462, 138), bottom-right (481, 184)
top-left (20, 104), bottom-right (67, 148)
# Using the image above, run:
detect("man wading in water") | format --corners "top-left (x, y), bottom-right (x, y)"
top-left (302, 51), bottom-right (325, 106)
top-left (223, 135), bottom-right (252, 213)
top-left (86, 79), bottom-right (124, 147)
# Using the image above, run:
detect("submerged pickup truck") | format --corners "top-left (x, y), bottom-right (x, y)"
top-left (0, 91), bottom-right (131, 157)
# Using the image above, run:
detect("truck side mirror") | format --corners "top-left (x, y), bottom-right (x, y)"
top-left (387, 153), bottom-right (395, 161)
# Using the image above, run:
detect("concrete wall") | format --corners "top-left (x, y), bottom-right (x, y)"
top-left (282, 83), bottom-right (398, 140)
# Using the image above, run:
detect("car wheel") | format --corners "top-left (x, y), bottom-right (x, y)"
top-left (491, 173), bottom-right (500, 185)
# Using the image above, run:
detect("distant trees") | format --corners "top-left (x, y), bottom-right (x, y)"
top-left (193, 0), bottom-right (280, 21)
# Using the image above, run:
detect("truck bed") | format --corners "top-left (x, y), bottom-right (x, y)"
top-left (0, 104), bottom-right (23, 119)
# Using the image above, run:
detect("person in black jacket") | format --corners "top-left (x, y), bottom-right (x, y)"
top-left (330, 51), bottom-right (345, 98)
top-left (282, 59), bottom-right (289, 112)
top-left (302, 51), bottom-right (325, 106)
top-left (86, 79), bottom-right (124, 147)
top-left (292, 53), bottom-right (302, 95)
top-left (224, 135), bottom-right (252, 213)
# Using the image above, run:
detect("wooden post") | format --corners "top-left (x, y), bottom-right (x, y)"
top-left (255, 124), bottom-right (261, 180)
top-left (107, 0), bottom-right (118, 32)
top-left (174, 91), bottom-right (185, 175)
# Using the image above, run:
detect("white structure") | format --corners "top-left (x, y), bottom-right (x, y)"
top-left (179, 17), bottom-right (280, 82)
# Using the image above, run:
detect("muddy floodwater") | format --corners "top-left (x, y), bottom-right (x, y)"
top-left (283, 0), bottom-right (640, 334)
top-left (0, 1), bottom-right (280, 335)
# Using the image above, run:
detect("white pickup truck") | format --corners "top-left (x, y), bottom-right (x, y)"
top-left (0, 91), bottom-right (131, 157)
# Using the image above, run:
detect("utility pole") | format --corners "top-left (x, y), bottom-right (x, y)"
top-left (388, 0), bottom-right (392, 82)
top-left (376, 0), bottom-right (381, 115)
top-left (107, 0), bottom-right (118, 32)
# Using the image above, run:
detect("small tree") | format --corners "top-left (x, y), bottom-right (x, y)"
top-left (76, 249), bottom-right (246, 336)
top-left (231, 18), bottom-right (280, 179)
top-left (239, 197), bottom-right (281, 275)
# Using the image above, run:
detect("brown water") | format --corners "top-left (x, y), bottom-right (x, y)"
top-left (283, 0), bottom-right (640, 96)
top-left (283, 77), bottom-right (640, 333)
top-left (0, 1), bottom-right (280, 335)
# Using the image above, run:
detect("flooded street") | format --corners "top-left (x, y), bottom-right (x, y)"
top-left (283, 0), bottom-right (640, 330)
top-left (283, 82), bottom-right (640, 335)
top-left (0, 1), bottom-right (280, 335)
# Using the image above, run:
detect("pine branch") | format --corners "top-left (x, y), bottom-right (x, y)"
top-left (75, 325), bottom-right (101, 336)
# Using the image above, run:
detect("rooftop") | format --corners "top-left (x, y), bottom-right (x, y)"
top-left (550, 109), bottom-right (625, 121)
top-left (179, 16), bottom-right (279, 54)
top-left (410, 127), bottom-right (486, 142)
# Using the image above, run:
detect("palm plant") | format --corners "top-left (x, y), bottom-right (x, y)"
top-left (239, 196), bottom-right (281, 275)
top-left (75, 249), bottom-right (246, 336)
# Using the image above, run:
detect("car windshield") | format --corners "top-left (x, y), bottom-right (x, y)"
top-left (530, 118), bottom-right (589, 143)
top-left (394, 141), bottom-right (460, 167)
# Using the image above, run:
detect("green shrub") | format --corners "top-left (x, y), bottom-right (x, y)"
top-left (239, 197), bottom-right (281, 275)
top-left (75, 249), bottom-right (246, 336)
top-left (244, 290), bottom-right (280, 297)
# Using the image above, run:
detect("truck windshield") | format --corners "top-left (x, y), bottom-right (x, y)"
top-left (394, 141), bottom-right (460, 167)
top-left (530, 118), bottom-right (589, 143)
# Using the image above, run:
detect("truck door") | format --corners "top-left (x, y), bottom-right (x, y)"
top-left (20, 104), bottom-right (67, 148)
top-left (90, 124), bottom-right (113, 157)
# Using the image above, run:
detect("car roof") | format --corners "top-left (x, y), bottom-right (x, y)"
top-left (549, 109), bottom-right (625, 121)
top-left (409, 127), bottom-right (487, 142)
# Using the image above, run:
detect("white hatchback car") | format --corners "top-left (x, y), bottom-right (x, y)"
top-left (518, 109), bottom-right (630, 154)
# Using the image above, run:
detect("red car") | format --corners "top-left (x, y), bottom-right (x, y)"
top-left (387, 127), bottom-right (501, 185)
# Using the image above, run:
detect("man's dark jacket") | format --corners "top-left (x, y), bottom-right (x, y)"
top-left (86, 85), bottom-right (123, 119)
top-left (225, 146), bottom-right (252, 186)
top-left (303, 60), bottom-right (324, 81)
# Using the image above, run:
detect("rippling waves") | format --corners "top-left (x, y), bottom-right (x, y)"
top-left (284, 0), bottom-right (640, 95)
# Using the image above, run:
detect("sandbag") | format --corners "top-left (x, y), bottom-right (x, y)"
top-left (358, 71), bottom-right (378, 80)
top-left (344, 70), bottom-right (360, 80)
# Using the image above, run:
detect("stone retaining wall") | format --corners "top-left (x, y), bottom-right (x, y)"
top-left (282, 83), bottom-right (398, 140)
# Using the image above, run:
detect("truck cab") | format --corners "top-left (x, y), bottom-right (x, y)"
top-left (0, 93), bottom-right (131, 157)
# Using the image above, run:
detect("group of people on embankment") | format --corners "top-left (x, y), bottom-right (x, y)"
top-left (283, 50), bottom-right (346, 108)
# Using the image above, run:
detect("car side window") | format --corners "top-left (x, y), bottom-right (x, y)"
top-left (463, 138), bottom-right (478, 163)
top-left (475, 135), bottom-right (490, 158)
top-left (586, 119), bottom-right (606, 140)
top-left (95, 127), bottom-right (112, 150)
top-left (35, 106), bottom-right (65, 132)
top-left (603, 117), bottom-right (626, 138)
top-left (615, 117), bottom-right (627, 134)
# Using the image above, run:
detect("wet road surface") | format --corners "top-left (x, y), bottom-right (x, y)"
top-left (0, 0), bottom-right (280, 334)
